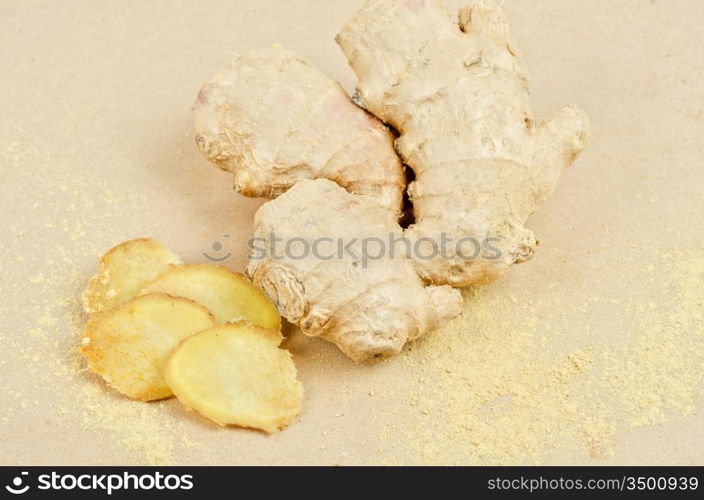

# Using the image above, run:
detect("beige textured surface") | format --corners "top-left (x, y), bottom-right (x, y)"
top-left (1, 0), bottom-right (703, 465)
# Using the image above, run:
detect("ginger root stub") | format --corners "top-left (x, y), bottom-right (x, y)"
top-left (337, 0), bottom-right (589, 286)
top-left (194, 46), bottom-right (406, 216)
top-left (246, 179), bottom-right (463, 362)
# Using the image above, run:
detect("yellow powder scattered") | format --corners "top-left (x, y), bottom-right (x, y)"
top-left (63, 298), bottom-right (182, 465)
top-left (0, 141), bottom-right (183, 464)
top-left (391, 248), bottom-right (704, 464)
top-left (600, 250), bottom-right (704, 427)
top-left (3, 135), bottom-right (702, 465)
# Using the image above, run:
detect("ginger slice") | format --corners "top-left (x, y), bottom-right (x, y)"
top-left (83, 238), bottom-right (182, 313)
top-left (164, 323), bottom-right (303, 433)
top-left (139, 264), bottom-right (280, 331)
top-left (80, 294), bottom-right (215, 401)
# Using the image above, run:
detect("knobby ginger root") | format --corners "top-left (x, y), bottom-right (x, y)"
top-left (245, 179), bottom-right (463, 362)
top-left (337, 0), bottom-right (590, 286)
top-left (194, 46), bottom-right (406, 215)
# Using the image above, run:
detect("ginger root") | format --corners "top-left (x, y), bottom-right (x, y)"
top-left (245, 179), bottom-right (463, 362)
top-left (189, 1), bottom-right (590, 362)
top-left (337, 0), bottom-right (590, 286)
top-left (194, 46), bottom-right (406, 215)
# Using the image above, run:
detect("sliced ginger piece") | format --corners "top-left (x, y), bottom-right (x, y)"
top-left (139, 264), bottom-right (280, 330)
top-left (164, 323), bottom-right (303, 433)
top-left (83, 238), bottom-right (182, 314)
top-left (80, 294), bottom-right (215, 401)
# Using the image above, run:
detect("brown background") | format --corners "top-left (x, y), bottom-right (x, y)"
top-left (1, 0), bottom-right (703, 465)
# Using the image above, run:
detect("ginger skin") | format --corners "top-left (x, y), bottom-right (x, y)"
top-left (245, 179), bottom-right (462, 362)
top-left (337, 0), bottom-right (590, 286)
top-left (196, 2), bottom-right (590, 361)
top-left (194, 46), bottom-right (406, 215)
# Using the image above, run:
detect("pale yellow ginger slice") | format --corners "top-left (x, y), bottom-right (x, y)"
top-left (83, 238), bottom-right (182, 313)
top-left (139, 264), bottom-right (280, 330)
top-left (80, 294), bottom-right (215, 401)
top-left (164, 323), bottom-right (303, 433)
top-left (337, 0), bottom-right (590, 286)
top-left (246, 179), bottom-right (463, 362)
top-left (194, 46), bottom-right (406, 216)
